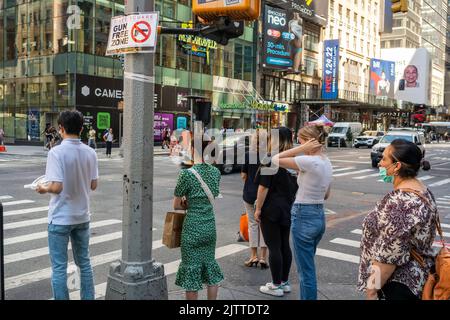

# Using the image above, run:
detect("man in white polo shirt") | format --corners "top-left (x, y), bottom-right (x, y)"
top-left (36, 110), bottom-right (98, 300)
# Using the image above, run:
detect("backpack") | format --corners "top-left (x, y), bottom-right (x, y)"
top-left (402, 188), bottom-right (450, 300)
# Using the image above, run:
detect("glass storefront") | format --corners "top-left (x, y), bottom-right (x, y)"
top-left (0, 0), bottom-right (256, 143)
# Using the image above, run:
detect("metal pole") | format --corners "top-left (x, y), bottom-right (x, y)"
top-left (105, 0), bottom-right (167, 300)
top-left (1, 202), bottom-right (4, 300)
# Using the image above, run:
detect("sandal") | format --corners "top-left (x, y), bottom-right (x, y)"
top-left (259, 259), bottom-right (269, 269)
top-left (244, 258), bottom-right (259, 267)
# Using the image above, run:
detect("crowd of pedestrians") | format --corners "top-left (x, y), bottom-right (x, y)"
top-left (34, 110), bottom-right (441, 301)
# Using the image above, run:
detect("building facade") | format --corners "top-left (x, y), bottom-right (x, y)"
top-left (324, 0), bottom-right (400, 131)
top-left (0, 0), bottom-right (258, 144)
top-left (257, 0), bottom-right (326, 131)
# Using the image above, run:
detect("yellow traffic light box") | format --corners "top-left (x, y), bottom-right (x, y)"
top-left (391, 0), bottom-right (408, 13)
top-left (192, 0), bottom-right (261, 23)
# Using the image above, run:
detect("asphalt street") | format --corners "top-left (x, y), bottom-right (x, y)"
top-left (1, 143), bottom-right (449, 300)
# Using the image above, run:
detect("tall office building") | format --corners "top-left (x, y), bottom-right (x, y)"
top-left (324, 0), bottom-right (396, 130)
top-left (443, 0), bottom-right (450, 119)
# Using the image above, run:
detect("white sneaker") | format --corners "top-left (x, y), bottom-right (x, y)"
top-left (259, 283), bottom-right (284, 297)
top-left (281, 281), bottom-right (291, 293)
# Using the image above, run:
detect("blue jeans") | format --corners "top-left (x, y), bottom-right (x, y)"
top-left (291, 204), bottom-right (326, 300)
top-left (48, 222), bottom-right (95, 300)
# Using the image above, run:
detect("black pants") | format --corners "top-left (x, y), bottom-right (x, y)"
top-left (378, 282), bottom-right (419, 300)
top-left (106, 141), bottom-right (112, 155)
top-left (260, 218), bottom-right (292, 285)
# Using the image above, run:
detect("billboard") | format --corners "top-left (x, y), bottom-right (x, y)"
top-left (322, 39), bottom-right (339, 100)
top-left (262, 5), bottom-right (305, 71)
top-left (262, 5), bottom-right (292, 69)
top-left (369, 59), bottom-right (395, 98)
top-left (381, 48), bottom-right (432, 105)
top-left (277, 0), bottom-right (329, 26)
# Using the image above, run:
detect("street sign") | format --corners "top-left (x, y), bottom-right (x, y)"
top-left (106, 12), bottom-right (159, 55)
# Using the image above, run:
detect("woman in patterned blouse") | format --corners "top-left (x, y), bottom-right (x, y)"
top-left (358, 139), bottom-right (436, 300)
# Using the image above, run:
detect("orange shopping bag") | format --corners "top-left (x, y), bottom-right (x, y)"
top-left (239, 212), bottom-right (249, 242)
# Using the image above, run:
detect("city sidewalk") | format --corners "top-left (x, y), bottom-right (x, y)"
top-left (1, 144), bottom-right (170, 157)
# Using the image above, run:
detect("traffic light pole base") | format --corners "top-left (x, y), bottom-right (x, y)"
top-left (105, 260), bottom-right (168, 300)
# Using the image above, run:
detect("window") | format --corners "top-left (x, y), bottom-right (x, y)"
top-left (304, 28), bottom-right (320, 52)
top-left (304, 57), bottom-right (318, 77)
top-left (393, 18), bottom-right (403, 28)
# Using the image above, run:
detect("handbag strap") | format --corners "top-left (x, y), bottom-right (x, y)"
top-left (400, 188), bottom-right (445, 268)
top-left (189, 168), bottom-right (216, 211)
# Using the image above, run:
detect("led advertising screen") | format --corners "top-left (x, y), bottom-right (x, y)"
top-left (381, 48), bottom-right (432, 105)
top-left (369, 58), bottom-right (395, 98)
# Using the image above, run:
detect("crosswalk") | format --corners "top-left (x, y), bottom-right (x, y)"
top-left (1, 190), bottom-right (449, 300)
top-left (316, 218), bottom-right (450, 266)
top-left (1, 194), bottom-right (247, 300)
top-left (332, 165), bottom-right (450, 189)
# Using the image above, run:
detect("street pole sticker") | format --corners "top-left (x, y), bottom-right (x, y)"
top-left (106, 12), bottom-right (159, 55)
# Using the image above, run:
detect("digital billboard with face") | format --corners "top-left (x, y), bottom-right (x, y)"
top-left (381, 48), bottom-right (432, 105)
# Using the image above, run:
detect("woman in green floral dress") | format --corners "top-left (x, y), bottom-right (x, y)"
top-left (173, 138), bottom-right (224, 300)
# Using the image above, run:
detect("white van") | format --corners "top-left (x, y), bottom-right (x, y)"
top-left (327, 122), bottom-right (362, 147)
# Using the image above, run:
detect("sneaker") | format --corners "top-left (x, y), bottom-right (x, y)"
top-left (259, 283), bottom-right (284, 297)
top-left (281, 281), bottom-right (291, 293)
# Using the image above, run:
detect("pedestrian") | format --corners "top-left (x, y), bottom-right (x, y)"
top-left (169, 132), bottom-right (178, 156)
top-left (42, 123), bottom-right (53, 150)
top-left (272, 125), bottom-right (332, 300)
top-left (103, 128), bottom-right (114, 158)
top-left (172, 135), bottom-right (224, 300)
top-left (162, 127), bottom-right (171, 149)
top-left (36, 110), bottom-right (98, 300)
top-left (0, 127), bottom-right (4, 145)
top-left (255, 127), bottom-right (298, 297)
top-left (241, 129), bottom-right (268, 268)
top-left (358, 139), bottom-right (435, 300)
top-left (88, 126), bottom-right (97, 149)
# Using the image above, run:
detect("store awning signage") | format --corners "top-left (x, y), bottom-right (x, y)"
top-left (218, 101), bottom-right (289, 112)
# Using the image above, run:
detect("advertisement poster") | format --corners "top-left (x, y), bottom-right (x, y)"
top-left (369, 58), bottom-right (395, 98)
top-left (322, 39), bottom-right (339, 100)
top-left (381, 48), bottom-right (432, 105)
top-left (154, 113), bottom-right (174, 141)
top-left (262, 5), bottom-right (292, 69)
top-left (27, 110), bottom-right (40, 141)
top-left (262, 5), bottom-right (305, 71)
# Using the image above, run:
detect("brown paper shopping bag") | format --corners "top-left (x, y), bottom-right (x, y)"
top-left (162, 211), bottom-right (186, 249)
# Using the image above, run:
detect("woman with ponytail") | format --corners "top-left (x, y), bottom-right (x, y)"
top-left (272, 124), bottom-right (332, 300)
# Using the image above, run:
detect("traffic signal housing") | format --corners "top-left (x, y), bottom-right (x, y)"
top-left (192, 0), bottom-right (260, 23)
top-left (391, 0), bottom-right (408, 13)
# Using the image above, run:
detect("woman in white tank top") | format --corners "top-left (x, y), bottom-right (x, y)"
top-left (272, 125), bottom-right (332, 300)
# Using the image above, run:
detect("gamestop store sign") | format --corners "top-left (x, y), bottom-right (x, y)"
top-left (76, 74), bottom-right (124, 108)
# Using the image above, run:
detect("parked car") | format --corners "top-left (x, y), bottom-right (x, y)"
top-left (370, 130), bottom-right (426, 168)
top-left (353, 131), bottom-right (385, 148)
top-left (327, 122), bottom-right (363, 147)
top-left (179, 132), bottom-right (251, 174)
